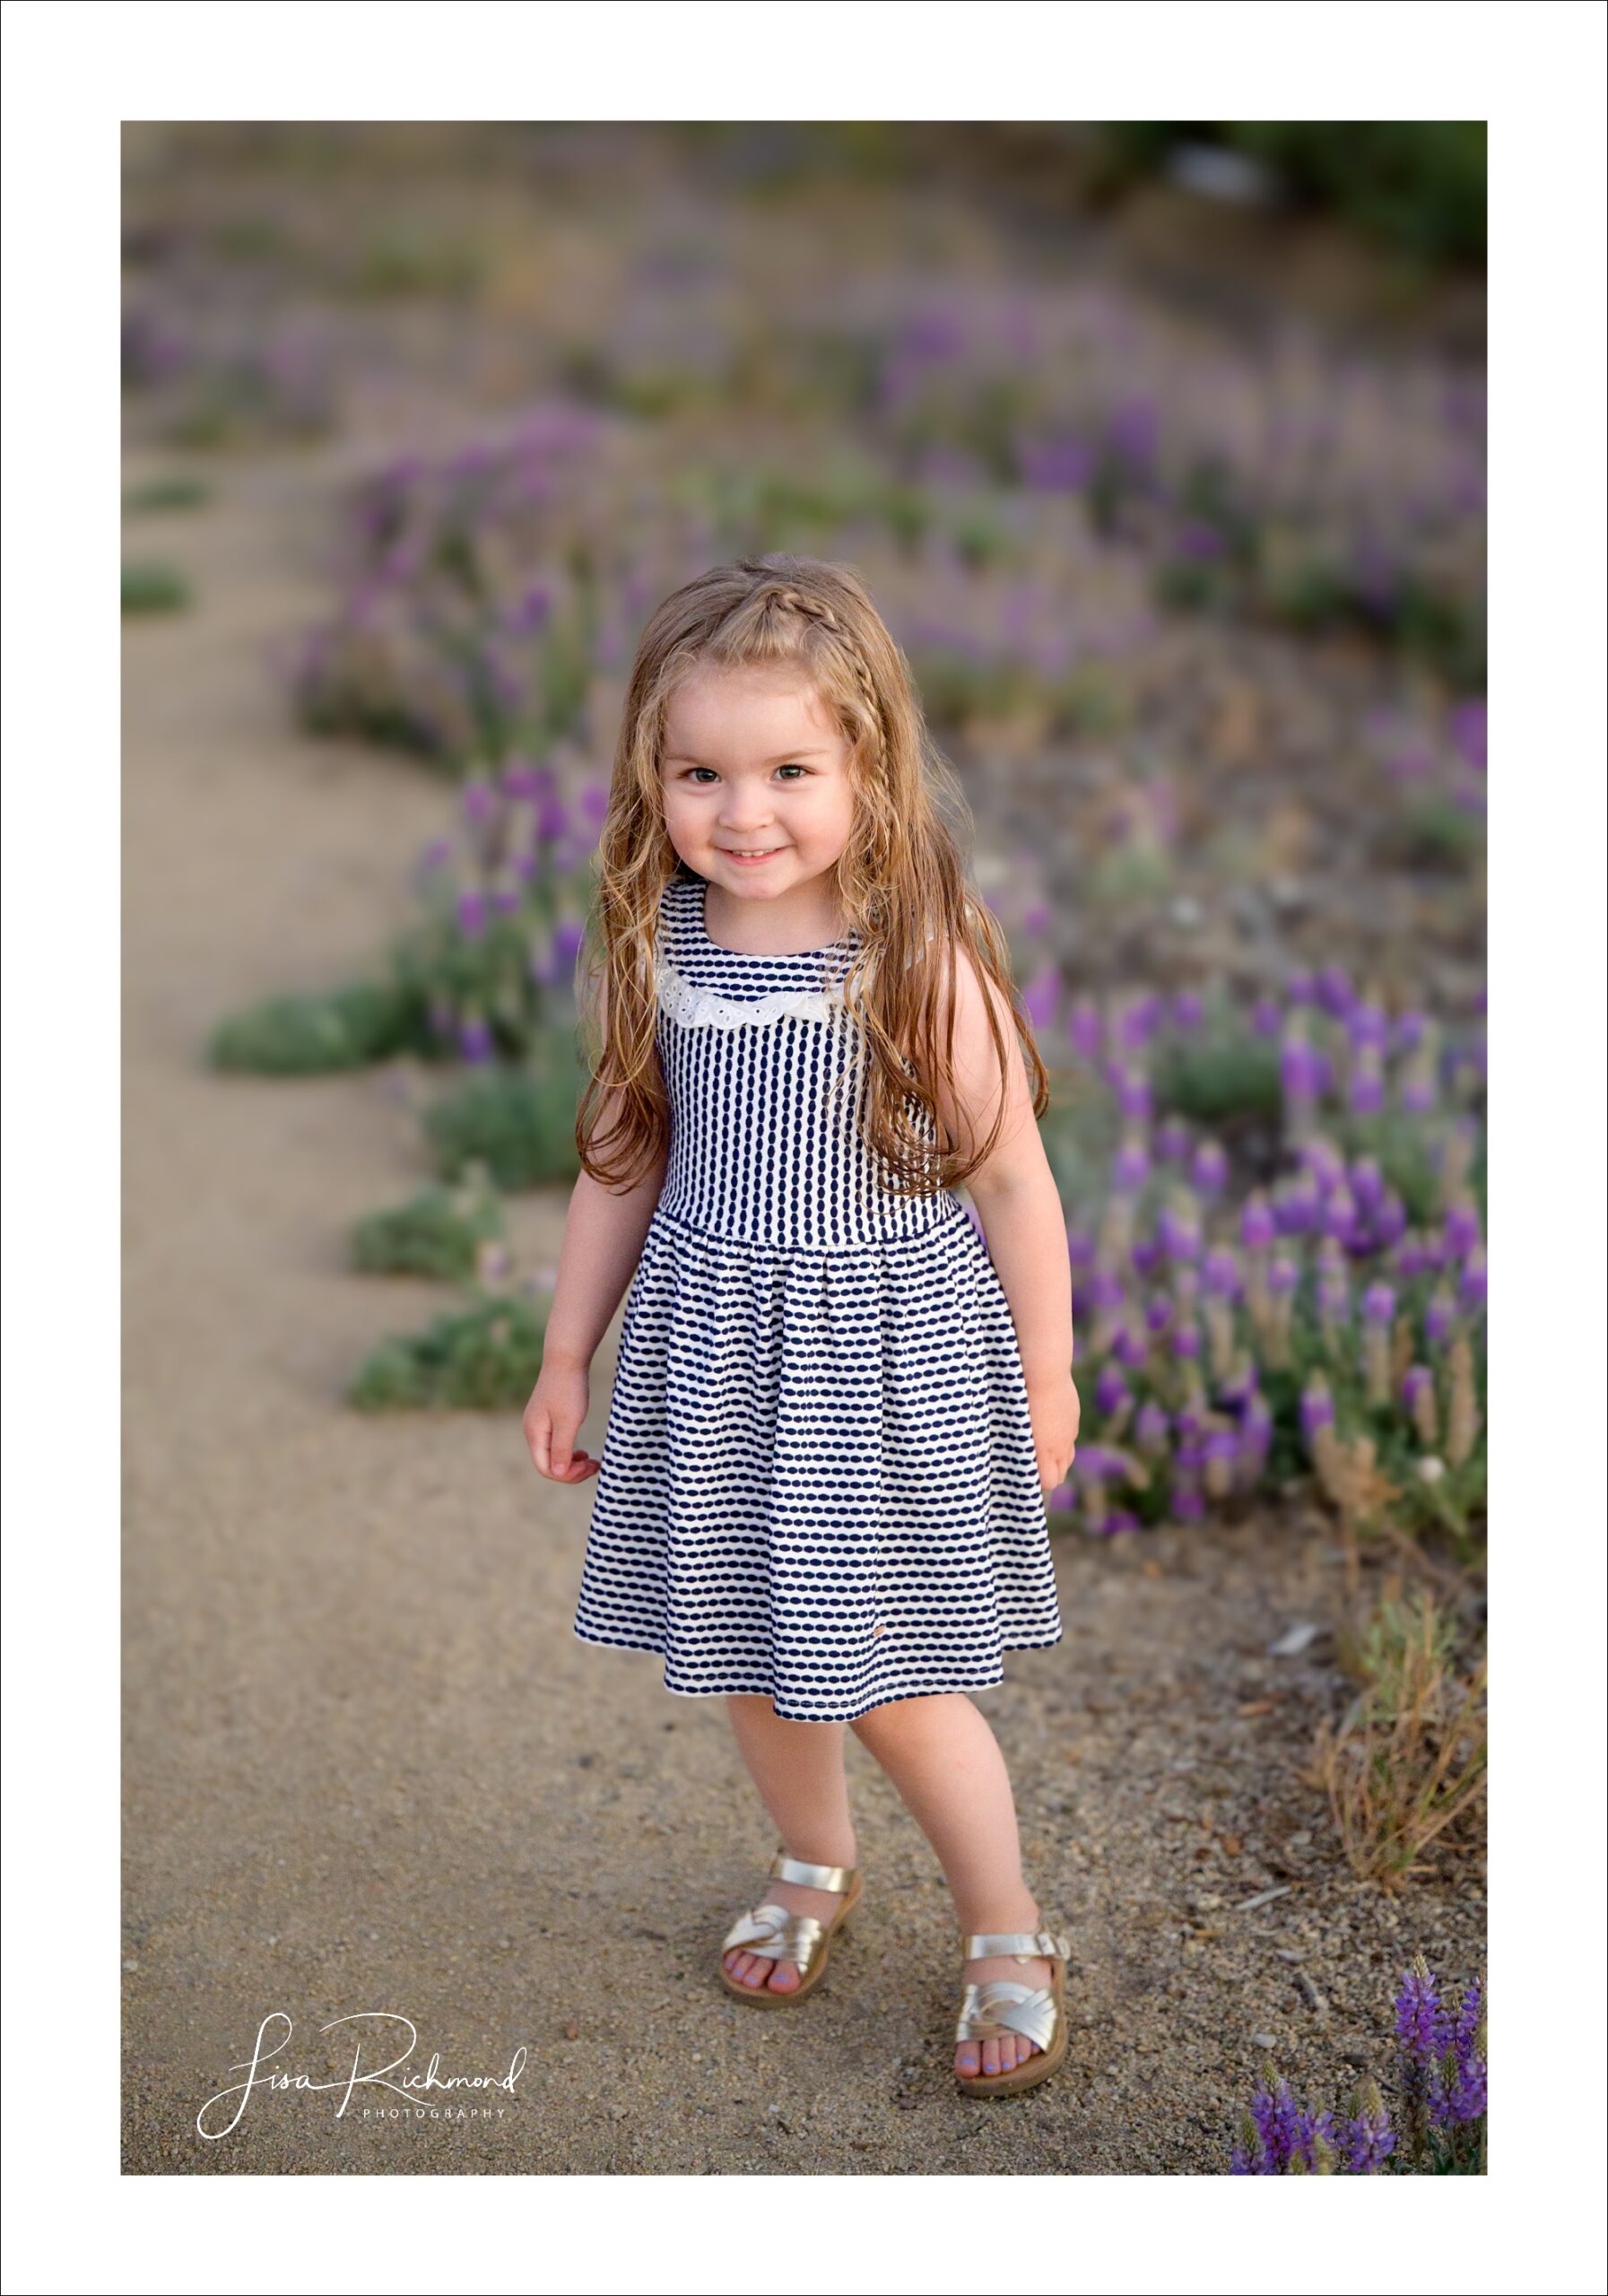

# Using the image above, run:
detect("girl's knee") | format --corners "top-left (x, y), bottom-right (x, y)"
top-left (850, 1691), bottom-right (968, 1743)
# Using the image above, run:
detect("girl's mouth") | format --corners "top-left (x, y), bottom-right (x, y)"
top-left (721, 848), bottom-right (786, 865)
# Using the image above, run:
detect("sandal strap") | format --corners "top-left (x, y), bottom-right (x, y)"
top-left (961, 1927), bottom-right (1072, 1962)
top-left (955, 1978), bottom-right (1061, 2053)
top-left (770, 1848), bottom-right (856, 1892)
top-left (721, 1900), bottom-right (828, 1972)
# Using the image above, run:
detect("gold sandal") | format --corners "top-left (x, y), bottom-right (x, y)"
top-left (717, 1846), bottom-right (863, 2007)
top-left (953, 1924), bottom-right (1074, 2097)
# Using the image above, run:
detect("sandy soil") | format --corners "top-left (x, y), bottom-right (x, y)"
top-left (121, 445), bottom-right (1483, 2177)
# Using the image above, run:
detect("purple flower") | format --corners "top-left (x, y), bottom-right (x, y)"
top-left (1286, 970), bottom-right (1315, 1006)
top-left (1204, 1247), bottom-right (1240, 1300)
top-left (1402, 1364), bottom-right (1433, 1411)
top-left (1144, 1294), bottom-right (1173, 1334)
top-left (1112, 1326), bottom-right (1150, 1369)
top-left (1338, 2093), bottom-right (1397, 2173)
top-left (1116, 1068), bottom-right (1152, 1123)
top-left (1251, 996), bottom-right (1282, 1039)
top-left (1065, 1227), bottom-right (1094, 1267)
top-left (1172, 989), bottom-right (1204, 1031)
top-left (1458, 1251), bottom-right (1488, 1313)
top-left (1113, 1139), bottom-right (1150, 1192)
top-left (419, 837), bottom-right (454, 873)
top-left (1349, 1156), bottom-right (1384, 1204)
top-left (456, 889), bottom-right (488, 940)
top-left (1394, 1961), bottom-right (1447, 2064)
top-left (1395, 1009), bottom-right (1429, 1052)
top-left (1191, 1141), bottom-right (1228, 1194)
top-left (1316, 964), bottom-right (1354, 1018)
top-left (1135, 1402), bottom-right (1170, 1452)
top-left (1425, 1293), bottom-right (1456, 1346)
top-left (457, 1014), bottom-right (493, 1063)
top-left (1155, 1117), bottom-right (1191, 1163)
top-left (1094, 1364), bottom-right (1130, 1414)
top-left (1266, 1255), bottom-right (1299, 1297)
top-left (1449, 698), bottom-right (1487, 774)
top-left (462, 779), bottom-right (495, 824)
top-left (1069, 999), bottom-right (1102, 1061)
top-left (1299, 1379), bottom-right (1334, 1440)
top-left (1240, 1196), bottom-right (1275, 1251)
top-left (1362, 1282), bottom-right (1395, 1326)
top-left (1445, 1201), bottom-right (1482, 1255)
top-left (1281, 1039), bottom-right (1321, 1097)
top-left (1022, 965), bottom-right (1059, 1031)
top-left (1348, 1002), bottom-right (1389, 1048)
top-left (1349, 1057), bottom-right (1385, 1116)
top-left (1130, 1238), bottom-right (1161, 1278)
top-left (502, 761), bottom-right (542, 800)
top-left (1170, 1324), bottom-right (1201, 1361)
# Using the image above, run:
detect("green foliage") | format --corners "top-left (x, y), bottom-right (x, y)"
top-left (208, 978), bottom-right (432, 1074)
top-left (1152, 1034), bottom-right (1283, 1126)
top-left (423, 1060), bottom-right (583, 1189)
top-left (349, 1178), bottom-right (505, 1280)
top-left (121, 561), bottom-right (191, 614)
top-left (124, 474), bottom-right (212, 514)
top-left (1378, 794), bottom-right (1487, 874)
top-left (348, 1292), bottom-right (548, 1411)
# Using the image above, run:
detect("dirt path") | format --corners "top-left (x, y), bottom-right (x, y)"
top-left (121, 447), bottom-right (1481, 2176)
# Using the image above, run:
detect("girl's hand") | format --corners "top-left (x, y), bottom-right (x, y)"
top-left (1024, 1367), bottom-right (1080, 1494)
top-left (523, 1361), bottom-right (602, 1483)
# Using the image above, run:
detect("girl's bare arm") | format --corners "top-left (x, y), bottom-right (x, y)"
top-left (524, 1081), bottom-right (668, 1483)
top-left (933, 944), bottom-right (1079, 1487)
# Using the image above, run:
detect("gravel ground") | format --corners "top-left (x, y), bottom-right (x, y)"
top-left (121, 446), bottom-right (1484, 2178)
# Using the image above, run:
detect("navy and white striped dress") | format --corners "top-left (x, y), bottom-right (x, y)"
top-left (571, 870), bottom-right (1063, 1723)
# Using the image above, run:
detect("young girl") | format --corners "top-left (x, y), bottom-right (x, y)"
top-left (523, 555), bottom-right (1080, 2099)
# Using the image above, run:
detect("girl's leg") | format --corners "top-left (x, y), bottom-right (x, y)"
top-left (721, 1694), bottom-right (859, 1996)
top-left (849, 1692), bottom-right (1050, 2079)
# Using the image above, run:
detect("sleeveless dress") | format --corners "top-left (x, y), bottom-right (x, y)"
top-left (570, 871), bottom-right (1063, 1724)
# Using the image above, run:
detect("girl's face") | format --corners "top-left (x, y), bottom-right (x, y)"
top-left (659, 664), bottom-right (856, 916)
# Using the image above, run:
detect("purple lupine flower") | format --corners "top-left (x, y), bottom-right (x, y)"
top-left (1155, 1117), bottom-right (1191, 1162)
top-left (1349, 1156), bottom-right (1384, 1204)
top-left (1402, 1364), bottom-right (1433, 1413)
top-left (1459, 1250), bottom-right (1488, 1313)
top-left (1104, 1508), bottom-right (1140, 1535)
top-left (1395, 1009), bottom-right (1429, 1052)
top-left (1323, 1186), bottom-right (1359, 1242)
top-left (1299, 1378), bottom-right (1334, 1442)
top-left (1112, 1325), bottom-right (1150, 1369)
top-left (1091, 1268), bottom-right (1126, 1311)
top-left (1349, 1053), bottom-right (1385, 1116)
top-left (1113, 1139), bottom-right (1150, 1192)
top-left (1069, 998), bottom-right (1102, 1061)
top-left (457, 1014), bottom-right (494, 1063)
top-left (536, 795), bottom-right (569, 843)
top-left (1286, 969), bottom-right (1315, 1005)
top-left (1191, 1141), bottom-right (1229, 1194)
top-left (1316, 964), bottom-right (1354, 1018)
top-left (1170, 1324), bottom-right (1201, 1360)
top-left (1130, 1238), bottom-right (1161, 1278)
top-left (1445, 1200), bottom-right (1482, 1255)
top-left (1144, 1295), bottom-right (1173, 1334)
top-left (552, 918), bottom-right (585, 968)
top-left (491, 886), bottom-right (522, 916)
top-left (462, 778), bottom-right (496, 824)
top-left (1449, 697), bottom-right (1487, 774)
top-left (1066, 1227), bottom-right (1095, 1267)
top-left (419, 836), bottom-right (454, 873)
top-left (1362, 1282), bottom-right (1395, 1326)
top-left (505, 580), bottom-right (552, 636)
top-left (1172, 989), bottom-right (1204, 1031)
top-left (1396, 1069), bottom-right (1442, 1116)
top-left (1267, 1254), bottom-right (1299, 1297)
top-left (502, 761), bottom-right (542, 800)
top-left (1348, 1002), bottom-right (1389, 1048)
top-left (455, 888), bottom-right (488, 940)
top-left (1135, 1401), bottom-right (1170, 1452)
top-left (1394, 1960), bottom-right (1448, 2064)
top-left (1170, 1482), bottom-right (1205, 1520)
top-left (1251, 996), bottom-right (1282, 1039)
top-left (1203, 1247), bottom-right (1240, 1299)
top-left (1116, 1068), bottom-right (1152, 1122)
top-left (1425, 1292), bottom-right (1456, 1346)
top-left (1156, 1205), bottom-right (1201, 1262)
top-left (1281, 1039), bottom-right (1321, 1096)
top-left (1094, 1364), bottom-right (1130, 1415)
top-left (1240, 1195), bottom-right (1275, 1251)
top-left (1249, 2077), bottom-right (1305, 2173)
top-left (1338, 2093), bottom-right (1397, 2173)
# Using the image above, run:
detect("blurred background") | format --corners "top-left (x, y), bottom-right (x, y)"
top-left (122, 122), bottom-right (1486, 2177)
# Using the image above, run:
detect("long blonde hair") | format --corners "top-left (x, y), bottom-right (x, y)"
top-left (575, 552), bottom-right (1049, 1194)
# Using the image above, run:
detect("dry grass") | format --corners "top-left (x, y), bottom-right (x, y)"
top-left (1305, 1577), bottom-right (1487, 1889)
